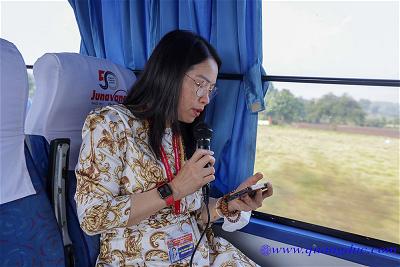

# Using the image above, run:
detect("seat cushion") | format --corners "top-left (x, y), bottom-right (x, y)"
top-left (0, 143), bottom-right (65, 266)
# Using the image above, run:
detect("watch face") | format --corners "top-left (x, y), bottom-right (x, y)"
top-left (158, 184), bottom-right (173, 199)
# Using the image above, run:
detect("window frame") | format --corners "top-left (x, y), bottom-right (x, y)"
top-left (253, 74), bottom-right (399, 252)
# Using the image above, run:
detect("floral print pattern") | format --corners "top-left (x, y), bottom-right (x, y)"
top-left (75, 104), bottom-right (259, 267)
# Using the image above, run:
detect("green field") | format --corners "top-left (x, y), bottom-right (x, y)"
top-left (255, 125), bottom-right (400, 244)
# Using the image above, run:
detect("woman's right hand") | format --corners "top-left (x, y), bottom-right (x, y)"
top-left (169, 149), bottom-right (215, 200)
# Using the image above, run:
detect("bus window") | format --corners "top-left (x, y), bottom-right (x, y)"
top-left (258, 1), bottom-right (399, 245)
top-left (1, 1), bottom-right (80, 66)
top-left (1, 1), bottom-right (80, 105)
top-left (262, 1), bottom-right (398, 79)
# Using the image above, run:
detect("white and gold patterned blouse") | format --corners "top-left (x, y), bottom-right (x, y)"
top-left (75, 104), bottom-right (259, 267)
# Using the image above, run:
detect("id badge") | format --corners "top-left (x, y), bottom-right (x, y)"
top-left (165, 222), bottom-right (195, 264)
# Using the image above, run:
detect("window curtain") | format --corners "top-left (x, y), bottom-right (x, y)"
top-left (68, 0), bottom-right (268, 195)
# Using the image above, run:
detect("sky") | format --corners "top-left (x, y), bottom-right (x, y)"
top-left (0, 0), bottom-right (80, 64)
top-left (1, 0), bottom-right (399, 103)
top-left (262, 1), bottom-right (399, 103)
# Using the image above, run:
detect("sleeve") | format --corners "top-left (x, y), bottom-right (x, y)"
top-left (74, 110), bottom-right (131, 235)
top-left (192, 198), bottom-right (251, 233)
top-left (221, 211), bottom-right (251, 232)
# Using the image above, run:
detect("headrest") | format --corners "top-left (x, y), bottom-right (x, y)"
top-left (25, 53), bottom-right (136, 170)
top-left (0, 39), bottom-right (36, 204)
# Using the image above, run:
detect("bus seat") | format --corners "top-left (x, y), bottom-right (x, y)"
top-left (25, 52), bottom-right (136, 267)
top-left (0, 38), bottom-right (65, 266)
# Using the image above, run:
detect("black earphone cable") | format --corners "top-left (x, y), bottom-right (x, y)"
top-left (189, 191), bottom-right (210, 267)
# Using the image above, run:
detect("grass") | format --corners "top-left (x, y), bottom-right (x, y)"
top-left (254, 125), bottom-right (400, 244)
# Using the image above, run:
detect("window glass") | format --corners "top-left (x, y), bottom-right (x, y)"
top-left (256, 82), bottom-right (399, 244)
top-left (26, 69), bottom-right (35, 111)
top-left (262, 1), bottom-right (399, 79)
top-left (1, 1), bottom-right (80, 65)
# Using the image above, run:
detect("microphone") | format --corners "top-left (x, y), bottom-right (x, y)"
top-left (193, 122), bottom-right (213, 205)
top-left (190, 122), bottom-right (213, 267)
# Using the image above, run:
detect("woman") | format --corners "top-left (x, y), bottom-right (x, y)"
top-left (75, 30), bottom-right (273, 266)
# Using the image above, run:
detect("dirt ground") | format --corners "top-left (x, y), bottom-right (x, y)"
top-left (293, 123), bottom-right (399, 138)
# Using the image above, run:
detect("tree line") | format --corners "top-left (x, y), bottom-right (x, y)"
top-left (259, 88), bottom-right (399, 128)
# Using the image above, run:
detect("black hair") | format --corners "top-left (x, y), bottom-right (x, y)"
top-left (124, 30), bottom-right (221, 159)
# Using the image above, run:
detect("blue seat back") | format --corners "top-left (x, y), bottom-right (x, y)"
top-left (0, 38), bottom-right (65, 266)
top-left (25, 53), bottom-right (136, 267)
top-left (67, 171), bottom-right (100, 266)
top-left (0, 143), bottom-right (65, 266)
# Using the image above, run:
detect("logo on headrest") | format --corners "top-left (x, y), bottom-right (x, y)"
top-left (90, 69), bottom-right (127, 104)
top-left (98, 70), bottom-right (118, 90)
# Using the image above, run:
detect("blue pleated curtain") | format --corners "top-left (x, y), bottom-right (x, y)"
top-left (68, 0), bottom-right (268, 196)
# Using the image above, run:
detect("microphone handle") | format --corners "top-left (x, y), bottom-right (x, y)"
top-left (197, 139), bottom-right (211, 204)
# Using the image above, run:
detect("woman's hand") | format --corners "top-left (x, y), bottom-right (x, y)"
top-left (227, 172), bottom-right (273, 213)
top-left (169, 149), bottom-right (215, 200)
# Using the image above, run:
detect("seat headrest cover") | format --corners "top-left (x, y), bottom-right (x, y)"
top-left (25, 53), bottom-right (136, 170)
top-left (0, 38), bottom-right (36, 204)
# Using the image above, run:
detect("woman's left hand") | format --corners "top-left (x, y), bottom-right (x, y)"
top-left (227, 172), bottom-right (273, 212)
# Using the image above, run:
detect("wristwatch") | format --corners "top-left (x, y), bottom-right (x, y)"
top-left (157, 183), bottom-right (174, 206)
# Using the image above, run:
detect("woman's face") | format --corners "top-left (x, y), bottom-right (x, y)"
top-left (178, 58), bottom-right (218, 123)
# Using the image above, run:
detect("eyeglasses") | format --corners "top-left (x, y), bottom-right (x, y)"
top-left (185, 73), bottom-right (217, 99)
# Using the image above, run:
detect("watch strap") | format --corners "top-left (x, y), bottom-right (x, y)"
top-left (165, 195), bottom-right (174, 206)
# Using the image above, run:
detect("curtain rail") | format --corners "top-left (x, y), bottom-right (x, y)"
top-left (26, 65), bottom-right (399, 87)
top-left (262, 75), bottom-right (400, 87)
top-left (132, 69), bottom-right (399, 87)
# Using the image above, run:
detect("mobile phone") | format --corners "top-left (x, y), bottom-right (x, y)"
top-left (225, 183), bottom-right (268, 202)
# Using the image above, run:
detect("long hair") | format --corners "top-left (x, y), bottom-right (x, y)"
top-left (124, 30), bottom-right (221, 159)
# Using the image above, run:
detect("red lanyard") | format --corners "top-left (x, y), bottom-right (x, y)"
top-left (160, 134), bottom-right (181, 214)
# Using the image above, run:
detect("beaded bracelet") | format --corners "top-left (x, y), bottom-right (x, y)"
top-left (216, 196), bottom-right (241, 223)
top-left (225, 210), bottom-right (241, 223)
top-left (215, 198), bottom-right (224, 218)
